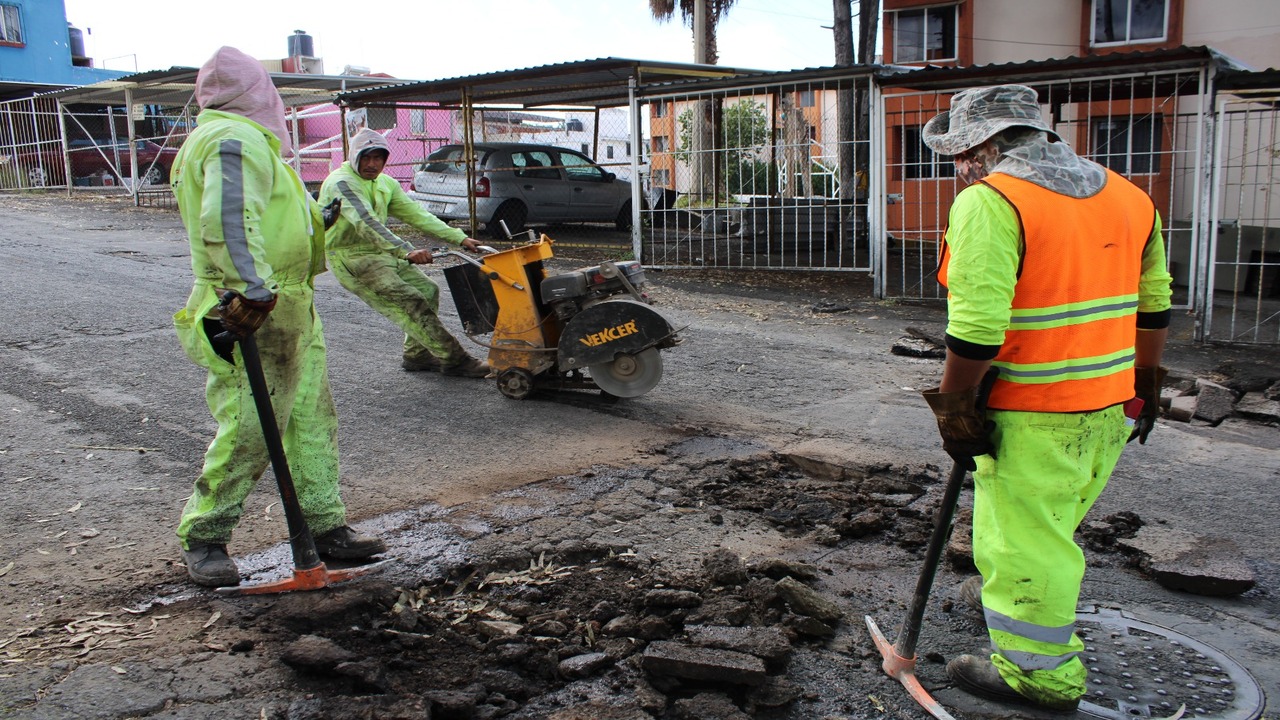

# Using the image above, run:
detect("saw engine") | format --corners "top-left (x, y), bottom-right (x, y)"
top-left (440, 235), bottom-right (681, 400)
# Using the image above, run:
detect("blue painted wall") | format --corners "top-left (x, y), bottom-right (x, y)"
top-left (0, 0), bottom-right (127, 85)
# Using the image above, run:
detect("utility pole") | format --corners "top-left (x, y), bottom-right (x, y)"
top-left (692, 0), bottom-right (714, 202)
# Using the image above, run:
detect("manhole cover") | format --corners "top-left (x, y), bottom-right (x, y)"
top-left (1076, 606), bottom-right (1264, 720)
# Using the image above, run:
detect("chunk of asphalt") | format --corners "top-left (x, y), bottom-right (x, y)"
top-left (1118, 526), bottom-right (1257, 596)
top-left (686, 624), bottom-right (792, 662)
top-left (774, 576), bottom-right (843, 622)
top-left (641, 641), bottom-right (767, 685)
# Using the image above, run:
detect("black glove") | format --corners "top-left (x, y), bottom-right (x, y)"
top-left (1128, 366), bottom-right (1168, 444)
top-left (921, 368), bottom-right (1000, 472)
top-left (322, 198), bottom-right (342, 229)
top-left (217, 290), bottom-right (276, 338)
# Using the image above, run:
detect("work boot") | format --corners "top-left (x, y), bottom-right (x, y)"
top-left (958, 575), bottom-right (984, 616)
top-left (946, 654), bottom-right (1080, 713)
top-left (183, 542), bottom-right (240, 588)
top-left (440, 354), bottom-right (490, 378)
top-left (314, 526), bottom-right (387, 560)
top-left (401, 354), bottom-right (441, 372)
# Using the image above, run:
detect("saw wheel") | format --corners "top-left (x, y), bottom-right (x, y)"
top-left (588, 348), bottom-right (663, 398)
top-left (496, 367), bottom-right (535, 400)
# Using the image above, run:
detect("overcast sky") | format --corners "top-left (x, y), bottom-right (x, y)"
top-left (62, 0), bottom-right (851, 81)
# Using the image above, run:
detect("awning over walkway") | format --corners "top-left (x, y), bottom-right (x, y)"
top-left (36, 67), bottom-right (410, 108)
top-left (336, 57), bottom-right (754, 109)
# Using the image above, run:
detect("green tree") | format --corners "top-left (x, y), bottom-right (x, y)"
top-left (675, 99), bottom-right (773, 197)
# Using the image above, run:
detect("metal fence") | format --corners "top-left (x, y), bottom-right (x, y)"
top-left (879, 69), bottom-right (1208, 309)
top-left (2, 62), bottom-right (1278, 345)
top-left (641, 72), bottom-right (875, 271)
top-left (1207, 91), bottom-right (1280, 344)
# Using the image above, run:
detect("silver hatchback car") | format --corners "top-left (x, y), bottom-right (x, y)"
top-left (410, 143), bottom-right (636, 238)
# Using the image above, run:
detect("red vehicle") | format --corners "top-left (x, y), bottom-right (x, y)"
top-left (9, 138), bottom-right (178, 188)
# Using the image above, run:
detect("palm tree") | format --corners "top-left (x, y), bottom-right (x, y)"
top-left (648, 0), bottom-right (739, 65)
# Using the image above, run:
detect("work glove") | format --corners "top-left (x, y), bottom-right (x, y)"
top-left (1128, 366), bottom-right (1168, 445)
top-left (217, 290), bottom-right (276, 338)
top-left (322, 198), bottom-right (342, 229)
top-left (921, 369), bottom-right (1000, 472)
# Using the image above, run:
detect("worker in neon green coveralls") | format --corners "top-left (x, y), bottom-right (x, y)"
top-left (319, 128), bottom-right (489, 377)
top-left (171, 47), bottom-right (385, 587)
top-left (919, 85), bottom-right (1172, 712)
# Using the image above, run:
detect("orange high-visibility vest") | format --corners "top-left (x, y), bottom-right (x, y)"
top-left (938, 170), bottom-right (1156, 412)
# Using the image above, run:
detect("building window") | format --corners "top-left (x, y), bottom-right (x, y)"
top-left (653, 102), bottom-right (668, 118)
top-left (798, 90), bottom-right (815, 108)
top-left (567, 118), bottom-right (585, 132)
top-left (606, 146), bottom-right (615, 159)
top-left (580, 143), bottom-right (589, 155)
top-left (0, 3), bottom-right (23, 45)
top-left (1093, 116), bottom-right (1162, 174)
top-left (409, 110), bottom-right (425, 135)
top-left (892, 5), bottom-right (957, 63)
top-left (653, 136), bottom-right (670, 153)
top-left (1091, 0), bottom-right (1167, 47)
top-left (625, 141), bottom-right (632, 156)
top-left (652, 168), bottom-right (671, 187)
top-left (899, 126), bottom-right (955, 180)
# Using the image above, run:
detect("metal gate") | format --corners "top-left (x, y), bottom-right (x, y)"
top-left (878, 69), bottom-right (1210, 312)
top-left (1206, 89), bottom-right (1280, 344)
top-left (640, 70), bottom-right (876, 272)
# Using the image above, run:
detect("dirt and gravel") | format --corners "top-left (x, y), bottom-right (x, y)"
top-left (0, 193), bottom-right (1277, 719)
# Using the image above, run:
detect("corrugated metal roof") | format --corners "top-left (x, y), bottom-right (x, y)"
top-left (0, 80), bottom-right (73, 102)
top-left (874, 46), bottom-right (1226, 91)
top-left (336, 57), bottom-right (755, 109)
top-left (35, 67), bottom-right (410, 108)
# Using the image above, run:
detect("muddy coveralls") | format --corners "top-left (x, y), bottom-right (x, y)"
top-left (318, 132), bottom-right (474, 368)
top-left (938, 170), bottom-right (1173, 705)
top-left (172, 109), bottom-right (348, 549)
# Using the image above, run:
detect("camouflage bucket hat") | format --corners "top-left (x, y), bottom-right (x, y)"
top-left (922, 84), bottom-right (1059, 156)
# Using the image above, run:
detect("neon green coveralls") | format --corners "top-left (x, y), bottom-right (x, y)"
top-left (945, 185), bottom-right (1173, 704)
top-left (318, 137), bottom-right (471, 366)
top-left (172, 109), bottom-right (348, 549)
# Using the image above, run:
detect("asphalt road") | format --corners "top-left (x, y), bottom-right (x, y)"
top-left (1, 192), bottom-right (1277, 718)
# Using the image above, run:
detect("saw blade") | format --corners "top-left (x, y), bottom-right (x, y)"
top-left (589, 348), bottom-right (663, 398)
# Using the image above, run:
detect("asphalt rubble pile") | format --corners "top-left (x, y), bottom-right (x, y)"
top-left (270, 449), bottom-right (952, 720)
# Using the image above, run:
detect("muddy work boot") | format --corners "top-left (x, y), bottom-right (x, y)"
top-left (958, 575), bottom-right (984, 616)
top-left (946, 654), bottom-right (1080, 713)
top-left (401, 354), bottom-right (441, 372)
top-left (314, 526), bottom-right (387, 560)
top-left (440, 354), bottom-right (490, 378)
top-left (183, 542), bottom-right (240, 587)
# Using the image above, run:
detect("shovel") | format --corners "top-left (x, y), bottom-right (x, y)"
top-left (217, 328), bottom-right (385, 596)
top-left (864, 459), bottom-right (967, 720)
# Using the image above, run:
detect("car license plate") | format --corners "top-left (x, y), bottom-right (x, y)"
top-left (428, 202), bottom-right (448, 214)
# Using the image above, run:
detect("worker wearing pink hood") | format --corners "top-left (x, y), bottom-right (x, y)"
top-left (171, 47), bottom-right (384, 587)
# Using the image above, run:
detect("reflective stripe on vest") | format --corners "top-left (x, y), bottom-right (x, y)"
top-left (939, 170), bottom-right (1156, 412)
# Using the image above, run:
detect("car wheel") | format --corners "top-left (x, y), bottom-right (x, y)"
top-left (615, 201), bottom-right (633, 231)
top-left (487, 201), bottom-right (527, 239)
top-left (142, 164), bottom-right (167, 186)
top-left (27, 167), bottom-right (47, 187)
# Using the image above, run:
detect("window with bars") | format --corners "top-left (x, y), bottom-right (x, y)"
top-left (409, 109), bottom-right (425, 135)
top-left (899, 125), bottom-right (955, 180)
top-left (0, 4), bottom-right (23, 45)
top-left (892, 5), bottom-right (957, 63)
top-left (1091, 0), bottom-right (1168, 47)
top-left (1092, 116), bottom-right (1163, 174)
top-left (798, 90), bottom-right (815, 108)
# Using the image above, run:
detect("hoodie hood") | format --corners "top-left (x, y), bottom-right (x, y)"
top-left (348, 128), bottom-right (391, 168)
top-left (194, 46), bottom-right (292, 155)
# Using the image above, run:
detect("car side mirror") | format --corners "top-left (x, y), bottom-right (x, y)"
top-left (605, 172), bottom-right (616, 182)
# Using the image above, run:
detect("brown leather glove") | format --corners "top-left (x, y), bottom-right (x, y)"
top-left (922, 385), bottom-right (996, 471)
top-left (217, 291), bottom-right (276, 338)
top-left (1128, 365), bottom-right (1168, 444)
